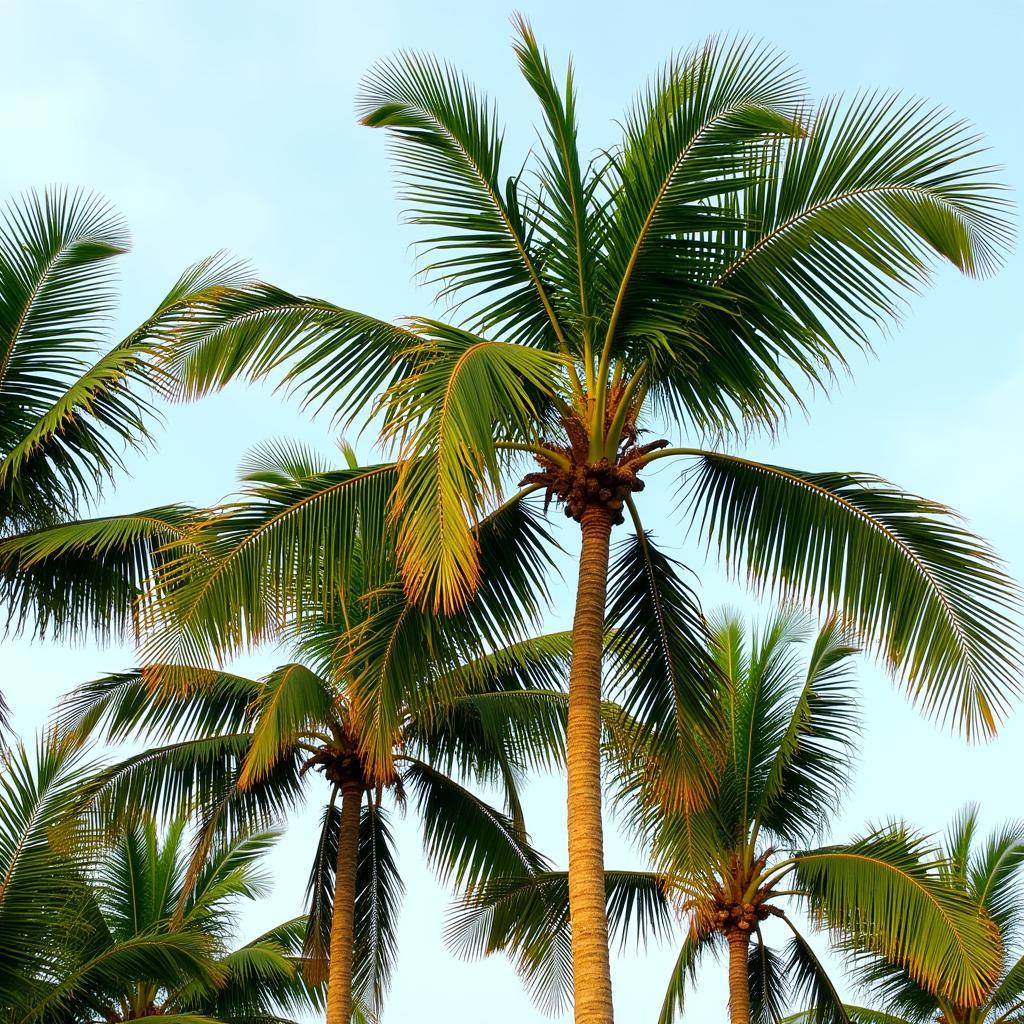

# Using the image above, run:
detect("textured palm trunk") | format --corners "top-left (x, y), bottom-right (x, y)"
top-left (326, 782), bottom-right (362, 1024)
top-left (567, 503), bottom-right (615, 1024)
top-left (727, 930), bottom-right (751, 1024)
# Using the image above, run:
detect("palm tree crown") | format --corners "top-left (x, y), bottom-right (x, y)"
top-left (0, 735), bottom-right (322, 1024)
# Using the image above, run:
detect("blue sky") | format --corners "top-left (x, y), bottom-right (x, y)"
top-left (2, 0), bottom-right (1022, 1020)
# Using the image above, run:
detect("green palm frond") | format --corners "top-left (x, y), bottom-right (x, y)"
top-left (782, 916), bottom-right (852, 1024)
top-left (81, 733), bottom-right (304, 841)
top-left (783, 1010), bottom-right (914, 1024)
top-left (0, 188), bottom-right (128, 517)
top-left (143, 463), bottom-right (396, 669)
top-left (240, 664), bottom-right (334, 787)
top-left (667, 92), bottom-right (1012, 436)
top-left (604, 38), bottom-right (805, 413)
top-left (357, 47), bottom-right (561, 347)
top-left (303, 798), bottom-right (339, 983)
top-left (402, 757), bottom-right (548, 891)
top-left (381, 321), bottom-right (563, 612)
top-left (339, 494), bottom-right (557, 776)
top-left (0, 734), bottom-right (98, 1009)
top-left (967, 818), bottom-right (1024, 943)
top-left (56, 666), bottom-right (260, 745)
top-left (0, 505), bottom-right (194, 640)
top-left (353, 802), bottom-right (403, 1014)
top-left (21, 931), bottom-right (224, 1024)
top-left (164, 283), bottom-right (419, 427)
top-left (791, 827), bottom-right (1002, 1005)
top-left (685, 451), bottom-right (1021, 738)
top-left (749, 932), bottom-right (789, 1024)
top-left (512, 17), bottom-right (600, 336)
top-left (755, 615), bottom-right (860, 843)
top-left (990, 953), bottom-right (1024, 1015)
top-left (604, 528), bottom-right (720, 812)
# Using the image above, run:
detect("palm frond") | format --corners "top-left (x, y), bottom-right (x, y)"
top-left (685, 451), bottom-right (1022, 738)
top-left (56, 666), bottom-right (261, 745)
top-left (0, 734), bottom-right (98, 1009)
top-left (382, 321), bottom-right (563, 612)
top-left (353, 802), bottom-right (403, 1014)
top-left (749, 932), bottom-right (789, 1024)
top-left (164, 284), bottom-right (419, 427)
top-left (604, 38), bottom-right (804, 397)
top-left (781, 916), bottom-right (851, 1024)
top-left (792, 827), bottom-right (1002, 1005)
top-left (402, 757), bottom-right (548, 890)
top-left (604, 528), bottom-right (721, 813)
top-left (357, 48), bottom-right (562, 346)
top-left (670, 92), bottom-right (1013, 436)
top-left (446, 869), bottom-right (673, 1015)
top-left (142, 463), bottom-right (396, 669)
top-left (240, 664), bottom-right (333, 787)
top-left (755, 615), bottom-right (860, 843)
top-left (512, 17), bottom-right (600, 336)
top-left (0, 188), bottom-right (128, 512)
top-left (0, 505), bottom-right (194, 640)
top-left (657, 929), bottom-right (722, 1024)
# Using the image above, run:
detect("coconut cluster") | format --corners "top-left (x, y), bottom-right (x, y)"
top-left (711, 893), bottom-right (781, 935)
top-left (519, 410), bottom-right (668, 524)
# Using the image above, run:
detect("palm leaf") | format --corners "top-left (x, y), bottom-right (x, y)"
top-left (164, 283), bottom-right (419, 427)
top-left (352, 801), bottom-right (403, 1014)
top-left (604, 528), bottom-right (720, 813)
top-left (402, 757), bottom-right (548, 890)
top-left (142, 463), bottom-right (396, 669)
top-left (381, 321), bottom-right (563, 612)
top-left (749, 932), bottom-right (789, 1024)
top-left (239, 664), bottom-right (334, 787)
top-left (512, 17), bottom-right (600, 337)
top-left (672, 93), bottom-right (1013, 435)
top-left (657, 929), bottom-right (721, 1024)
top-left (446, 869), bottom-right (672, 1015)
top-left (792, 827), bottom-right (1002, 1005)
top-left (781, 916), bottom-right (852, 1024)
top-left (685, 450), bottom-right (1021, 738)
top-left (357, 48), bottom-right (562, 347)
top-left (0, 735), bottom-right (98, 1008)
top-left (604, 38), bottom-right (804, 396)
top-left (0, 505), bottom-right (194, 640)
top-left (754, 615), bottom-right (860, 843)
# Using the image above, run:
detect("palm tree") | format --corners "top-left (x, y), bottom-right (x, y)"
top-left (786, 808), bottom-right (1024, 1024)
top-left (134, 26), bottom-right (1019, 1022)
top-left (0, 187), bottom-right (272, 644)
top-left (11, 814), bottom-right (324, 1024)
top-left (62, 432), bottom-right (574, 1024)
top-left (448, 612), bottom-right (1003, 1024)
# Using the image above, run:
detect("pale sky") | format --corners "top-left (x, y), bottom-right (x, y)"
top-left (1, 1), bottom-right (1022, 1021)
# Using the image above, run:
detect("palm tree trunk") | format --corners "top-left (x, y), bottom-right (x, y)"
top-left (567, 503), bottom-right (615, 1024)
top-left (326, 782), bottom-right (362, 1024)
top-left (727, 930), bottom-right (751, 1024)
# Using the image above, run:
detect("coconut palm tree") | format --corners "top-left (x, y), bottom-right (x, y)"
top-left (11, 815), bottom-right (323, 1024)
top-left (785, 808), bottom-right (1024, 1024)
top-left (61, 433), bottom-right (574, 1024)
top-left (136, 25), bottom-right (1019, 1022)
top-left (448, 612), bottom-right (1003, 1024)
top-left (62, 644), bottom-right (569, 1024)
top-left (0, 733), bottom-right (322, 1024)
